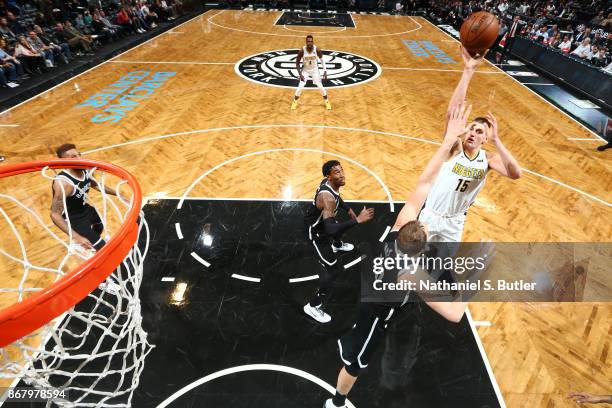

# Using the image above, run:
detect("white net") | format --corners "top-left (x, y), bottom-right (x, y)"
top-left (0, 163), bottom-right (153, 407)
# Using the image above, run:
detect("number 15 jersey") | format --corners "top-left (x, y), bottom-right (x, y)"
top-left (423, 149), bottom-right (488, 216)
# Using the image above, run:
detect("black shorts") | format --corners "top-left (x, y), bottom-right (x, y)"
top-left (309, 231), bottom-right (338, 267)
top-left (338, 302), bottom-right (396, 375)
top-left (65, 204), bottom-right (105, 250)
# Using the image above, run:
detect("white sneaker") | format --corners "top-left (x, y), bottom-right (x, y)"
top-left (7, 82), bottom-right (19, 88)
top-left (303, 303), bottom-right (331, 323)
top-left (332, 242), bottom-right (354, 253)
top-left (324, 398), bottom-right (345, 408)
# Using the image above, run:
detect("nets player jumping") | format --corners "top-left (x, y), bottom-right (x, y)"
top-left (419, 46), bottom-right (522, 243)
top-left (291, 35), bottom-right (332, 111)
top-left (50, 144), bottom-right (124, 251)
top-left (303, 160), bottom-right (374, 323)
top-left (324, 103), bottom-right (476, 408)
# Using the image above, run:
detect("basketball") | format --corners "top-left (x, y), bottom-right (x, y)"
top-left (460, 11), bottom-right (500, 56)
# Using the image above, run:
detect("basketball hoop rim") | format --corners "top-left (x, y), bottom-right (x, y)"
top-left (0, 158), bottom-right (142, 347)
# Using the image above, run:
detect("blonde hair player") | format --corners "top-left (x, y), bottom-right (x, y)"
top-left (418, 46), bottom-right (523, 243)
top-left (291, 35), bottom-right (332, 111)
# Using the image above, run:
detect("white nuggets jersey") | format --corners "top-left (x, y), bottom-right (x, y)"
top-left (302, 46), bottom-right (319, 72)
top-left (424, 149), bottom-right (488, 216)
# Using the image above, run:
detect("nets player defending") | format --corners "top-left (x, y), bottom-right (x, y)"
top-left (419, 46), bottom-right (522, 243)
top-left (303, 160), bottom-right (374, 323)
top-left (324, 103), bottom-right (476, 408)
top-left (291, 35), bottom-right (332, 111)
top-left (50, 144), bottom-right (124, 252)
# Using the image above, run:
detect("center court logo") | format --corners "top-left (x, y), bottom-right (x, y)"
top-left (235, 49), bottom-right (381, 89)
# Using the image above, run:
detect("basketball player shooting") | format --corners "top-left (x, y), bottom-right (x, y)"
top-left (50, 144), bottom-right (125, 251)
top-left (324, 102), bottom-right (478, 408)
top-left (418, 45), bottom-right (522, 243)
top-left (291, 35), bottom-right (332, 111)
top-left (303, 160), bottom-right (374, 323)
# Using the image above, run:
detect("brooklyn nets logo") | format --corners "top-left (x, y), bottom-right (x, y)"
top-left (235, 49), bottom-right (381, 89)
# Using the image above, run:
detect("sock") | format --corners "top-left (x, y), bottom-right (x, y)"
top-left (332, 390), bottom-right (346, 407)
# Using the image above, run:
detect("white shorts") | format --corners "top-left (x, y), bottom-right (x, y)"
top-left (301, 69), bottom-right (322, 85)
top-left (418, 207), bottom-right (465, 243)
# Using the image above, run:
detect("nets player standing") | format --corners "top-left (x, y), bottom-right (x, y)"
top-left (419, 46), bottom-right (522, 243)
top-left (291, 35), bottom-right (332, 111)
top-left (50, 144), bottom-right (124, 251)
top-left (303, 160), bottom-right (374, 323)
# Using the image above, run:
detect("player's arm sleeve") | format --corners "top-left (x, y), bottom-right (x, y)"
top-left (317, 192), bottom-right (357, 235)
top-left (324, 217), bottom-right (357, 235)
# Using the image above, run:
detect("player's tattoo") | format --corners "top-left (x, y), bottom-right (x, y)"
top-left (51, 194), bottom-right (64, 215)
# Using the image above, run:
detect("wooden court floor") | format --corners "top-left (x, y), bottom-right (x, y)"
top-left (0, 10), bottom-right (610, 407)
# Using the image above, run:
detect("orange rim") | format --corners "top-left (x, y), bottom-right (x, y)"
top-left (0, 159), bottom-right (142, 347)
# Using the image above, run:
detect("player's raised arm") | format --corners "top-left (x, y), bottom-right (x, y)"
top-left (444, 47), bottom-right (487, 152)
top-left (393, 103), bottom-right (472, 230)
top-left (484, 112), bottom-right (522, 179)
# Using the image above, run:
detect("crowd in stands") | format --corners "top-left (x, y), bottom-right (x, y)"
top-left (427, 0), bottom-right (611, 71)
top-left (0, 0), bottom-right (185, 89)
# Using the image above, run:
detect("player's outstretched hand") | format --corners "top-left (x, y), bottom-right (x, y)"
top-left (356, 206), bottom-right (374, 223)
top-left (461, 45), bottom-right (488, 71)
top-left (485, 111), bottom-right (499, 142)
top-left (568, 392), bottom-right (610, 404)
top-left (445, 101), bottom-right (472, 143)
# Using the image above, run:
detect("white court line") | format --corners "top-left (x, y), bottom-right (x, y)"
top-left (155, 364), bottom-right (357, 408)
top-left (522, 82), bottom-right (554, 86)
top-left (0, 11), bottom-right (208, 116)
top-left (175, 222), bottom-right (183, 239)
top-left (84, 124), bottom-right (611, 207)
top-left (176, 148), bottom-right (395, 212)
top-left (272, 10), bottom-right (283, 26)
top-left (231, 274), bottom-right (261, 282)
top-left (419, 17), bottom-right (607, 142)
top-left (207, 10), bottom-right (422, 38)
top-left (466, 308), bottom-right (506, 408)
top-left (521, 169), bottom-right (610, 207)
top-left (190, 251), bottom-right (211, 267)
top-left (344, 256), bottom-right (362, 269)
top-left (566, 138), bottom-right (601, 141)
top-left (0, 124), bottom-right (19, 127)
top-left (83, 124), bottom-right (439, 155)
top-left (110, 60), bottom-right (234, 65)
top-left (473, 320), bottom-right (492, 327)
top-left (384, 67), bottom-right (503, 74)
top-left (289, 275), bottom-right (319, 283)
top-left (161, 277), bottom-right (176, 282)
top-left (167, 31), bottom-right (185, 34)
top-left (378, 225), bottom-right (392, 242)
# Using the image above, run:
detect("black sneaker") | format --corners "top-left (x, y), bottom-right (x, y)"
top-left (597, 142), bottom-right (611, 151)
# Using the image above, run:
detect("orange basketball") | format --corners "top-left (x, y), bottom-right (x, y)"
top-left (460, 11), bottom-right (500, 56)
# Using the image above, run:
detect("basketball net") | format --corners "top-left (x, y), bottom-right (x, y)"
top-left (0, 159), bottom-right (153, 407)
